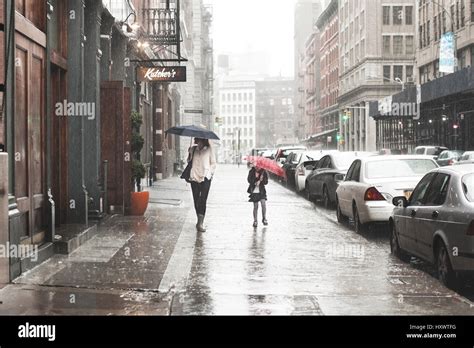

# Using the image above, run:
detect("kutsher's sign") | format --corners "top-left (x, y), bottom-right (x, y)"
top-left (138, 67), bottom-right (187, 82)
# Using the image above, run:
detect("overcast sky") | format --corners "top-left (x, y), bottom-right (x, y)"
top-left (205, 0), bottom-right (298, 77)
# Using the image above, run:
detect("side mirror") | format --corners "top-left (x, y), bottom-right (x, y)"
top-left (334, 174), bottom-right (345, 182)
top-left (306, 165), bottom-right (315, 171)
top-left (392, 196), bottom-right (408, 208)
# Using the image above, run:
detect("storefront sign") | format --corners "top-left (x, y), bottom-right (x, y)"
top-left (137, 67), bottom-right (187, 82)
top-left (440, 32), bottom-right (455, 74)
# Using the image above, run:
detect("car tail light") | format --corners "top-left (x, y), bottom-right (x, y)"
top-left (297, 167), bottom-right (305, 176)
top-left (448, 159), bottom-right (454, 166)
top-left (467, 221), bottom-right (474, 236)
top-left (364, 187), bottom-right (386, 201)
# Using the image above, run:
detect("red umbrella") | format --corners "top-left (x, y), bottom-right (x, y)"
top-left (246, 156), bottom-right (286, 179)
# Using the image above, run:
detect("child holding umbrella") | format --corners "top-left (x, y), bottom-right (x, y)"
top-left (247, 162), bottom-right (269, 228)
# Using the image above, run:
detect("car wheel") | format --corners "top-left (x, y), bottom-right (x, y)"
top-left (390, 223), bottom-right (410, 262)
top-left (353, 205), bottom-right (367, 234)
top-left (322, 186), bottom-right (331, 209)
top-left (436, 242), bottom-right (459, 289)
top-left (336, 199), bottom-right (347, 224)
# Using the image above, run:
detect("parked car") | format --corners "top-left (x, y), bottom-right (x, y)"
top-left (336, 155), bottom-right (439, 233)
top-left (379, 148), bottom-right (403, 155)
top-left (414, 146), bottom-right (448, 159)
top-left (295, 151), bottom-right (338, 192)
top-left (306, 152), bottom-right (373, 208)
top-left (282, 150), bottom-right (306, 188)
top-left (389, 164), bottom-right (474, 289)
top-left (436, 150), bottom-right (464, 167)
top-left (457, 151), bottom-right (474, 164)
top-left (275, 146), bottom-right (307, 165)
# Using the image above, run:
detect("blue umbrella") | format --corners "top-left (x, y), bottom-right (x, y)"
top-left (165, 125), bottom-right (220, 140)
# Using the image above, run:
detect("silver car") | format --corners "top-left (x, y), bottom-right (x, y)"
top-left (389, 164), bottom-right (474, 289)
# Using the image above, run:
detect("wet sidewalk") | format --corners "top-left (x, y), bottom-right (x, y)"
top-left (0, 176), bottom-right (195, 315)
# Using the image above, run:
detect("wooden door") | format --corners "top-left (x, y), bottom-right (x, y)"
top-left (14, 32), bottom-right (46, 244)
top-left (100, 82), bottom-right (131, 214)
top-left (51, 65), bottom-right (68, 225)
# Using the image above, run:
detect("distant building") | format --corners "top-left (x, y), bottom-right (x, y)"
top-left (303, 29), bottom-right (321, 139)
top-left (217, 79), bottom-right (257, 163)
top-left (294, 0), bottom-right (323, 141)
top-left (255, 78), bottom-right (296, 148)
top-left (314, 0), bottom-right (339, 150)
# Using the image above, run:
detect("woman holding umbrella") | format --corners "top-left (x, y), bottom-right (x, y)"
top-left (166, 125), bottom-right (219, 232)
top-left (188, 138), bottom-right (217, 232)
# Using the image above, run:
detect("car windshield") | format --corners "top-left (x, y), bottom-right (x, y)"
top-left (366, 159), bottom-right (437, 179)
top-left (426, 148), bottom-right (445, 156)
top-left (463, 174), bottom-right (474, 202)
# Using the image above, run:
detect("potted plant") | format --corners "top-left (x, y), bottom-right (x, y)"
top-left (130, 110), bottom-right (149, 216)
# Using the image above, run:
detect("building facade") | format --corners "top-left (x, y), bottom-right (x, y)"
top-left (294, 0), bottom-right (323, 142)
top-left (0, 0), bottom-right (197, 281)
top-left (315, 0), bottom-right (339, 149)
top-left (218, 79), bottom-right (256, 163)
top-left (371, 0), bottom-right (474, 152)
top-left (338, 0), bottom-right (416, 152)
top-left (255, 78), bottom-right (296, 148)
top-left (304, 30), bottom-right (321, 139)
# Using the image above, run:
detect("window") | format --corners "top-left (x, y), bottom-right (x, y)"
top-left (406, 36), bottom-right (414, 55)
top-left (383, 6), bottom-right (390, 25)
top-left (424, 174), bottom-right (451, 206)
top-left (471, 0), bottom-right (474, 21)
top-left (394, 66), bottom-right (403, 81)
top-left (406, 66), bottom-right (414, 80)
top-left (393, 6), bottom-right (403, 25)
top-left (347, 161), bottom-right (361, 182)
top-left (394, 36), bottom-right (403, 55)
top-left (405, 6), bottom-right (413, 25)
top-left (409, 173), bottom-right (436, 206)
top-left (383, 36), bottom-right (391, 55)
top-left (222, 94), bottom-right (226, 102)
top-left (383, 66), bottom-right (391, 83)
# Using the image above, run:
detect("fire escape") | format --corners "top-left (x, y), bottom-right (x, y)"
top-left (132, 0), bottom-right (187, 65)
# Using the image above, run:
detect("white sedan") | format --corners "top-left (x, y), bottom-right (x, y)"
top-left (336, 155), bottom-right (439, 233)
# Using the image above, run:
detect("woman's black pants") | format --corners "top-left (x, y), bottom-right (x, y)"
top-left (191, 179), bottom-right (211, 216)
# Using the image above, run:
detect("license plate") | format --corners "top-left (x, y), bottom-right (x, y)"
top-left (404, 190), bottom-right (413, 200)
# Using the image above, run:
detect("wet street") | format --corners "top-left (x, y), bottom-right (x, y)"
top-left (1, 165), bottom-right (473, 315)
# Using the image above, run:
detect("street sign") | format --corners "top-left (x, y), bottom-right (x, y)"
top-left (440, 32), bottom-right (455, 74)
top-left (137, 67), bottom-right (187, 82)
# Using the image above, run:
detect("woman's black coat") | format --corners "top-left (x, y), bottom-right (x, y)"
top-left (247, 168), bottom-right (269, 195)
